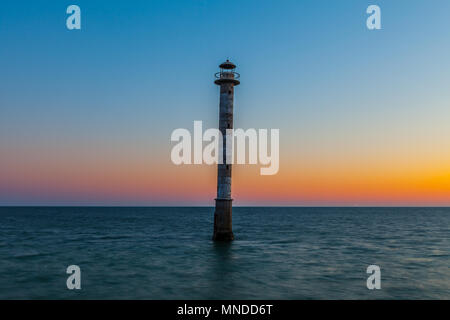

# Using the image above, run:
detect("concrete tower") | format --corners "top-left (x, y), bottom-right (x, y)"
top-left (213, 60), bottom-right (240, 241)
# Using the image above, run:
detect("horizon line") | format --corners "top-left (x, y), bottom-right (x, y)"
top-left (1, 205), bottom-right (450, 208)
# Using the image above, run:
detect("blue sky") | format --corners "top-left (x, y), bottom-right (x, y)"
top-left (2, 0), bottom-right (449, 131)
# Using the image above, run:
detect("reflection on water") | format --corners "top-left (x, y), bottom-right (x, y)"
top-left (206, 242), bottom-right (235, 299)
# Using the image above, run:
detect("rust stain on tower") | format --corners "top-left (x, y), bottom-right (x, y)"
top-left (213, 60), bottom-right (240, 241)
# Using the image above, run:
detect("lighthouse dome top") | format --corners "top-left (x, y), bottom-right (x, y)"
top-left (219, 60), bottom-right (236, 70)
top-left (215, 59), bottom-right (240, 86)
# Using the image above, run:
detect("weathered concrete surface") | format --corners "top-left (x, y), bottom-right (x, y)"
top-left (213, 62), bottom-right (239, 242)
top-left (213, 198), bottom-right (234, 241)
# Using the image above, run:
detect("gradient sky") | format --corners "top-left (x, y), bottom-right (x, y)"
top-left (1, 0), bottom-right (450, 206)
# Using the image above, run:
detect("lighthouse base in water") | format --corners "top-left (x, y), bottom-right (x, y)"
top-left (213, 198), bottom-right (234, 241)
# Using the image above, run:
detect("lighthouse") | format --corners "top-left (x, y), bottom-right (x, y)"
top-left (213, 60), bottom-right (240, 241)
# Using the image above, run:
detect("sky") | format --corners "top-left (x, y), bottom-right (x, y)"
top-left (1, 0), bottom-right (450, 206)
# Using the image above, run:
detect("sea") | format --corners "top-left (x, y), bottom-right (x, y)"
top-left (0, 207), bottom-right (448, 299)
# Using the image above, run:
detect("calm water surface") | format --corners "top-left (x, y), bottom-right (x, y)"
top-left (0, 207), bottom-right (448, 299)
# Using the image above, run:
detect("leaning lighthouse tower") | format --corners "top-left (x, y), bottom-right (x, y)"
top-left (213, 60), bottom-right (240, 241)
